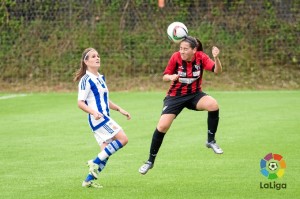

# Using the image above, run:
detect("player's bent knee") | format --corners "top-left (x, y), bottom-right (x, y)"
top-left (157, 116), bottom-right (174, 133)
top-left (122, 138), bottom-right (128, 146)
top-left (206, 99), bottom-right (219, 111)
top-left (157, 125), bottom-right (170, 133)
top-left (121, 134), bottom-right (128, 145)
top-left (115, 130), bottom-right (128, 146)
top-left (119, 136), bottom-right (128, 146)
top-left (209, 103), bottom-right (219, 111)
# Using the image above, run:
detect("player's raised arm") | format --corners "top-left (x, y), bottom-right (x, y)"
top-left (212, 46), bottom-right (222, 74)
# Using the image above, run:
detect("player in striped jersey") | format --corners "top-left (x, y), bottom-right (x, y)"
top-left (139, 36), bottom-right (223, 175)
top-left (74, 48), bottom-right (131, 188)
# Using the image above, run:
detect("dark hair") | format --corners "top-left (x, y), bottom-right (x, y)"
top-left (181, 36), bottom-right (203, 51)
top-left (195, 38), bottom-right (203, 51)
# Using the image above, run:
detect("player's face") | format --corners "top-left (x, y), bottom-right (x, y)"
top-left (85, 50), bottom-right (100, 69)
top-left (179, 41), bottom-right (196, 61)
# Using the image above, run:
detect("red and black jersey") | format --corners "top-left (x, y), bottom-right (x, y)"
top-left (163, 51), bottom-right (215, 96)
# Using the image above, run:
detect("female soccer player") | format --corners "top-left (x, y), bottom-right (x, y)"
top-left (74, 47), bottom-right (131, 188)
top-left (139, 36), bottom-right (223, 175)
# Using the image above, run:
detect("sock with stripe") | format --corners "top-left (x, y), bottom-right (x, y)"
top-left (96, 140), bottom-right (123, 161)
top-left (98, 158), bottom-right (108, 172)
top-left (85, 158), bottom-right (108, 182)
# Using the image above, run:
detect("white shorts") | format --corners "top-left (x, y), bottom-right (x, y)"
top-left (93, 118), bottom-right (122, 146)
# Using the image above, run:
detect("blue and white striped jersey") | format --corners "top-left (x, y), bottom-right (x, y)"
top-left (78, 70), bottom-right (110, 131)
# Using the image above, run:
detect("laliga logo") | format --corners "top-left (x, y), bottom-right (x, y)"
top-left (260, 153), bottom-right (287, 190)
top-left (260, 153), bottom-right (286, 179)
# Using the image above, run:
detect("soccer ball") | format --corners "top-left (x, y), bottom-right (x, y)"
top-left (167, 22), bottom-right (188, 43)
top-left (268, 162), bottom-right (278, 171)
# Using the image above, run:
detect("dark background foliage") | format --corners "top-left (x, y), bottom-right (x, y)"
top-left (0, 0), bottom-right (299, 91)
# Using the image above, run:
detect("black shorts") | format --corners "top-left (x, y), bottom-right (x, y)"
top-left (161, 91), bottom-right (208, 116)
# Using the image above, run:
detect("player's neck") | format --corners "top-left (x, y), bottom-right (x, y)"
top-left (87, 68), bottom-right (99, 77)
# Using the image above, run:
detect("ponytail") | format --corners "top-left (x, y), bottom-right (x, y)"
top-left (195, 38), bottom-right (203, 51)
top-left (182, 36), bottom-right (203, 51)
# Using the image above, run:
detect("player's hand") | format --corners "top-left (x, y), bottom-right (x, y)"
top-left (212, 46), bottom-right (220, 58)
top-left (119, 108), bottom-right (131, 120)
top-left (169, 74), bottom-right (179, 81)
top-left (92, 111), bottom-right (103, 120)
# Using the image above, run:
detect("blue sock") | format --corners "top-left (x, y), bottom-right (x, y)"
top-left (98, 158), bottom-right (108, 172)
top-left (85, 158), bottom-right (108, 182)
top-left (93, 157), bottom-right (101, 165)
top-left (85, 174), bottom-right (95, 182)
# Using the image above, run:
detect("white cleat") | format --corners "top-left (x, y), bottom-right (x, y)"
top-left (82, 180), bottom-right (103, 188)
top-left (87, 160), bottom-right (99, 179)
top-left (206, 140), bottom-right (223, 154)
top-left (139, 161), bottom-right (154, 175)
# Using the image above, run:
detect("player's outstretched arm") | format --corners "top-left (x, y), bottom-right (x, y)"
top-left (109, 100), bottom-right (131, 120)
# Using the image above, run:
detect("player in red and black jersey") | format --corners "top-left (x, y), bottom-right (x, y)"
top-left (164, 39), bottom-right (215, 96)
top-left (139, 36), bottom-right (223, 175)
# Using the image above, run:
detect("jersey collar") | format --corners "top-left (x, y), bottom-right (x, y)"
top-left (86, 70), bottom-right (101, 78)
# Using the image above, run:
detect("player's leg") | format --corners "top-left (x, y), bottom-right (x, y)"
top-left (139, 114), bottom-right (176, 175)
top-left (97, 129), bottom-right (127, 159)
top-left (196, 95), bottom-right (223, 154)
top-left (85, 129), bottom-right (127, 185)
top-left (139, 95), bottom-right (185, 175)
top-left (91, 130), bottom-right (127, 172)
top-left (83, 142), bottom-right (107, 188)
top-left (150, 113), bottom-right (176, 162)
top-left (86, 118), bottom-right (127, 179)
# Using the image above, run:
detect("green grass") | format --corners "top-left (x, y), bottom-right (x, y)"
top-left (0, 91), bottom-right (299, 199)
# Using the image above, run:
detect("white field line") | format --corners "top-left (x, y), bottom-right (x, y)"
top-left (0, 94), bottom-right (28, 100)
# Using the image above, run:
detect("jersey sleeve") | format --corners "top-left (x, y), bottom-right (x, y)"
top-left (201, 52), bottom-right (215, 72)
top-left (163, 52), bottom-right (178, 75)
top-left (78, 77), bottom-right (90, 101)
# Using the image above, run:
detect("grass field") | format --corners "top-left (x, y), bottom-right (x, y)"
top-left (0, 91), bottom-right (299, 199)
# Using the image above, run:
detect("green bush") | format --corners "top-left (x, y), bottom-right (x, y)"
top-left (0, 0), bottom-right (299, 89)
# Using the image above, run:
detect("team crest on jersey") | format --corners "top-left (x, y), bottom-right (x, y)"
top-left (112, 125), bottom-right (118, 130)
top-left (108, 122), bottom-right (118, 130)
top-left (178, 71), bottom-right (186, 77)
top-left (194, 65), bottom-right (200, 70)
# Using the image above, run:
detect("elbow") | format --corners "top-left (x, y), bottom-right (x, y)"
top-left (162, 75), bottom-right (168, 82)
top-left (77, 100), bottom-right (84, 109)
top-left (214, 67), bottom-right (222, 75)
top-left (215, 70), bottom-right (222, 75)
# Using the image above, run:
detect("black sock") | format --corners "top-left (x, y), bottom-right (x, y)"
top-left (148, 128), bottom-right (166, 163)
top-left (207, 109), bottom-right (219, 142)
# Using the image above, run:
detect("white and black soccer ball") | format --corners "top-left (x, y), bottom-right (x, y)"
top-left (268, 162), bottom-right (278, 171)
top-left (167, 22), bottom-right (188, 43)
